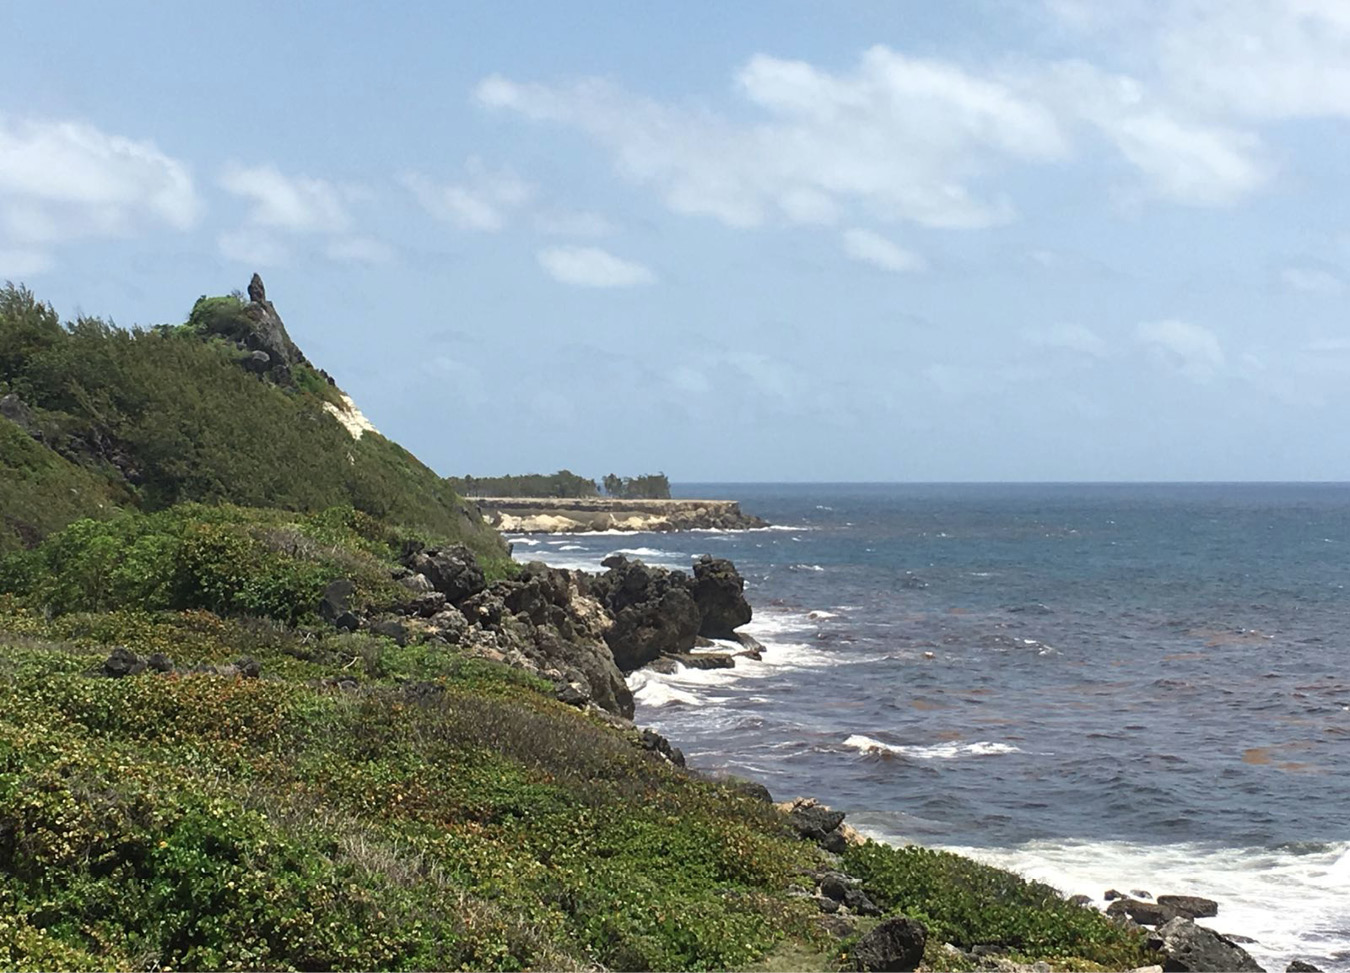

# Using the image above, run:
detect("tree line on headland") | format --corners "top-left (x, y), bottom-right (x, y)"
top-left (447, 470), bottom-right (672, 500)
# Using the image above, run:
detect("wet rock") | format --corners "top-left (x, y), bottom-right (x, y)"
top-left (1131, 889), bottom-right (1154, 900)
top-left (319, 578), bottom-right (356, 624)
top-left (1156, 894), bottom-right (1219, 919)
top-left (733, 630), bottom-right (765, 655)
top-left (1107, 898), bottom-right (1178, 927)
top-left (102, 647), bottom-right (146, 678)
top-left (850, 915), bottom-right (927, 972)
top-left (1153, 917), bottom-right (1264, 972)
top-left (690, 555), bottom-right (752, 638)
top-left (646, 652), bottom-right (736, 674)
top-left (1286, 962), bottom-right (1322, 972)
top-left (1105, 889), bottom-right (1125, 900)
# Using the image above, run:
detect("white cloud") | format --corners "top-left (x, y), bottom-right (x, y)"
top-left (1023, 323), bottom-right (1109, 358)
top-left (841, 228), bottom-right (927, 273)
top-left (1281, 266), bottom-right (1344, 295)
top-left (403, 158), bottom-right (533, 231)
top-left (478, 45), bottom-right (1068, 230)
top-left (1137, 318), bottom-right (1226, 381)
top-left (219, 163), bottom-right (350, 232)
top-left (0, 116), bottom-right (199, 271)
top-left (325, 236), bottom-right (395, 265)
top-left (217, 229), bottom-right (292, 267)
top-left (537, 246), bottom-right (655, 287)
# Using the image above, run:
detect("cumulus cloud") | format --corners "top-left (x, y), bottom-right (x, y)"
top-left (841, 228), bottom-right (927, 273)
top-left (403, 158), bottom-right (533, 231)
top-left (0, 116), bottom-right (199, 272)
top-left (1137, 318), bottom-right (1226, 381)
top-left (478, 46), bottom-right (1068, 229)
top-left (219, 163), bottom-right (350, 232)
top-left (537, 246), bottom-right (655, 287)
top-left (1281, 266), bottom-right (1344, 295)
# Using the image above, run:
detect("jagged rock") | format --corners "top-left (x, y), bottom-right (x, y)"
top-left (1108, 898), bottom-right (1179, 927)
top-left (646, 652), bottom-right (736, 674)
top-left (102, 647), bottom-right (146, 678)
top-left (243, 350), bottom-right (271, 373)
top-left (814, 895), bottom-right (840, 914)
top-left (850, 915), bottom-right (927, 972)
top-left (820, 830), bottom-right (849, 854)
top-left (1156, 895), bottom-right (1219, 919)
top-left (459, 590), bottom-right (506, 627)
top-left (1286, 962), bottom-right (1322, 972)
top-left (590, 556), bottom-right (701, 672)
top-left (404, 546), bottom-right (486, 604)
top-left (319, 579), bottom-right (356, 624)
top-left (788, 803), bottom-right (847, 842)
top-left (733, 630), bottom-right (765, 655)
top-left (0, 393), bottom-right (41, 440)
top-left (427, 607), bottom-right (469, 643)
top-left (638, 728), bottom-right (684, 766)
top-left (146, 652), bottom-right (174, 673)
top-left (406, 591), bottom-right (448, 617)
top-left (554, 684), bottom-right (589, 708)
top-left (1152, 917), bottom-right (1264, 972)
top-left (248, 272), bottom-right (265, 303)
top-left (398, 572), bottom-right (434, 594)
top-left (690, 555), bottom-right (752, 638)
top-left (843, 887), bottom-right (882, 916)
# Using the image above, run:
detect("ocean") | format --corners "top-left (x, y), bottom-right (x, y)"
top-left (509, 483), bottom-right (1350, 972)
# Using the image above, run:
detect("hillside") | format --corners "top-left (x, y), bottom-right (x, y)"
top-left (0, 280), bottom-right (501, 561)
top-left (0, 278), bottom-right (1156, 972)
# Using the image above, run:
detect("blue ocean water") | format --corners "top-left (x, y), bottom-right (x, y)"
top-left (510, 483), bottom-right (1350, 970)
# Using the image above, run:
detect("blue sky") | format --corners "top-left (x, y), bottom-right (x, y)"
top-left (5, 0), bottom-right (1350, 481)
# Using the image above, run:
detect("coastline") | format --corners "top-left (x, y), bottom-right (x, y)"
top-left (474, 496), bottom-right (769, 533)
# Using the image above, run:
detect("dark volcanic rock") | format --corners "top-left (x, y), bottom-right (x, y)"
top-left (1287, 962), bottom-right (1323, 972)
top-left (646, 652), bottom-right (736, 674)
top-left (591, 556), bottom-right (701, 672)
top-left (1156, 894), bottom-right (1219, 919)
top-left (146, 652), bottom-right (175, 673)
top-left (102, 647), bottom-right (146, 678)
top-left (1153, 917), bottom-right (1264, 972)
top-left (843, 887), bottom-right (882, 916)
top-left (819, 873), bottom-right (851, 902)
top-left (369, 618), bottom-right (409, 646)
top-left (851, 916), bottom-right (927, 972)
top-left (690, 555), bottom-right (752, 638)
top-left (404, 546), bottom-right (486, 604)
top-left (721, 775), bottom-right (773, 803)
top-left (319, 578), bottom-right (356, 624)
top-left (638, 727), bottom-right (685, 766)
top-left (1107, 897), bottom-right (1179, 927)
top-left (789, 804), bottom-right (847, 842)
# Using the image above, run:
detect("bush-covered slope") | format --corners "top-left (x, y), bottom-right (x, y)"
top-left (0, 283), bottom-right (501, 559)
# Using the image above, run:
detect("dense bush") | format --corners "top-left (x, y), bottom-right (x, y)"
top-left (449, 470), bottom-right (599, 498)
top-left (0, 284), bottom-right (503, 559)
top-left (842, 841), bottom-right (1152, 970)
top-left (0, 505), bottom-right (406, 624)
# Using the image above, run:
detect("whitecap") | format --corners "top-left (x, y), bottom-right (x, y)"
top-left (808, 610), bottom-right (839, 620)
top-left (843, 735), bottom-right (1023, 759)
top-left (790, 563), bottom-right (825, 572)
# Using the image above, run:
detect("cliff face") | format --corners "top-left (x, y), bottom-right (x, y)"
top-left (475, 497), bottom-right (768, 532)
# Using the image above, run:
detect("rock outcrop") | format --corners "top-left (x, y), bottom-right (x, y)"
top-left (850, 916), bottom-right (927, 972)
top-left (690, 555), bottom-right (752, 638)
top-left (588, 555), bottom-right (702, 672)
top-left (476, 497), bottom-right (769, 532)
top-left (1151, 917), bottom-right (1264, 972)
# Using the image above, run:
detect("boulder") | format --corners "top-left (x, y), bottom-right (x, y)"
top-left (319, 578), bottom-right (356, 624)
top-left (1068, 894), bottom-right (1093, 907)
top-left (690, 555), bottom-right (752, 638)
top-left (1152, 917), bottom-right (1264, 972)
top-left (1156, 895), bottom-right (1219, 919)
top-left (102, 647), bottom-right (146, 678)
top-left (404, 545), bottom-right (486, 604)
top-left (1107, 898), bottom-right (1180, 927)
top-left (1286, 962), bottom-right (1322, 972)
top-left (819, 873), bottom-right (851, 902)
top-left (843, 887), bottom-right (882, 916)
top-left (850, 916), bottom-right (927, 972)
top-left (646, 652), bottom-right (736, 674)
top-left (369, 618), bottom-right (409, 646)
top-left (427, 607), bottom-right (469, 643)
top-left (789, 803), bottom-right (847, 841)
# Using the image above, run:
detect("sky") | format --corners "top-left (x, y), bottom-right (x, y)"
top-left (4, 0), bottom-right (1350, 482)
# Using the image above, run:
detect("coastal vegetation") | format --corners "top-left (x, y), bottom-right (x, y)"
top-left (0, 278), bottom-right (1155, 971)
top-left (448, 471), bottom-right (672, 500)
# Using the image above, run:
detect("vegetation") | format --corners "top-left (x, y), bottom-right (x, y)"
top-left (0, 284), bottom-right (502, 559)
top-left (449, 470), bottom-right (599, 498)
top-left (602, 473), bottom-right (671, 500)
top-left (842, 842), bottom-right (1152, 971)
top-left (0, 279), bottom-right (1157, 971)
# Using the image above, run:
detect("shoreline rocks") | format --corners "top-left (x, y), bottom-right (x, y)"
top-left (474, 497), bottom-right (769, 533)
